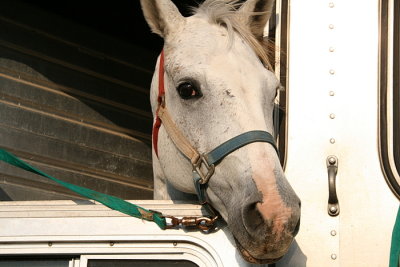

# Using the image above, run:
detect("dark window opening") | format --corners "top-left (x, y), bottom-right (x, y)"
top-left (0, 256), bottom-right (75, 267)
top-left (87, 259), bottom-right (199, 267)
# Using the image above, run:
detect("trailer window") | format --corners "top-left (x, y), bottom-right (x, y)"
top-left (379, 0), bottom-right (400, 199)
top-left (0, 258), bottom-right (70, 267)
top-left (87, 259), bottom-right (198, 267)
top-left (0, 257), bottom-right (199, 267)
top-left (0, 1), bottom-right (155, 201)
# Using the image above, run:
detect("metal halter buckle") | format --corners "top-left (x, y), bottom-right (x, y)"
top-left (192, 155), bottom-right (215, 184)
top-left (163, 215), bottom-right (218, 231)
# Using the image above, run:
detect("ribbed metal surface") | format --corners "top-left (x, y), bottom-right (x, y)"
top-left (0, 0), bottom-right (157, 200)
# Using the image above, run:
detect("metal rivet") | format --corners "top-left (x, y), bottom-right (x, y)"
top-left (330, 138), bottom-right (336, 144)
top-left (330, 113), bottom-right (336, 119)
top-left (329, 69), bottom-right (335, 75)
top-left (329, 2), bottom-right (335, 8)
top-left (329, 206), bottom-right (338, 213)
top-left (328, 156), bottom-right (336, 164)
top-left (329, 24), bottom-right (335, 29)
top-left (331, 254), bottom-right (337, 260)
top-left (173, 242), bottom-right (178, 246)
top-left (48, 242), bottom-right (53, 247)
top-left (331, 230), bottom-right (337, 236)
top-left (329, 91), bottom-right (335, 96)
top-left (329, 47), bottom-right (335, 52)
top-left (110, 242), bottom-right (114, 247)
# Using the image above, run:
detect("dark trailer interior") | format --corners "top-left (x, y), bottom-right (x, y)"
top-left (0, 0), bottom-right (197, 201)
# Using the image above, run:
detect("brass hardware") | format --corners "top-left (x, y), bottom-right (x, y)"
top-left (192, 155), bottom-right (215, 184)
top-left (163, 215), bottom-right (218, 231)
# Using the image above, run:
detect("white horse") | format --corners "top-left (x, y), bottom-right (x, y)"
top-left (141, 0), bottom-right (301, 263)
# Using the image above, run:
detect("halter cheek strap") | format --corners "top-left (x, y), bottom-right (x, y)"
top-left (153, 50), bottom-right (201, 163)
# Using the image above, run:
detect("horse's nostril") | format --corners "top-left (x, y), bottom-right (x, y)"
top-left (242, 203), bottom-right (264, 232)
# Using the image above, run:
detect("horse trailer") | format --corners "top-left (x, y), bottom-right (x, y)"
top-left (0, 0), bottom-right (399, 266)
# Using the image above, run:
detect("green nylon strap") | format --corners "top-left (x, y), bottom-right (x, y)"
top-left (0, 149), bottom-right (166, 230)
top-left (390, 205), bottom-right (400, 267)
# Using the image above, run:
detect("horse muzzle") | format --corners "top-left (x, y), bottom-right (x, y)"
top-left (235, 237), bottom-right (284, 264)
top-left (224, 168), bottom-right (301, 264)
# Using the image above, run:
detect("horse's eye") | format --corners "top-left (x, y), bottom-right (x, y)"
top-left (177, 82), bottom-right (202, 100)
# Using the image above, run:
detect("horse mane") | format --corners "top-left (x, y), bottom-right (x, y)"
top-left (192, 0), bottom-right (275, 70)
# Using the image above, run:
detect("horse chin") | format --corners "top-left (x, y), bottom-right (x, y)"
top-left (234, 237), bottom-right (284, 264)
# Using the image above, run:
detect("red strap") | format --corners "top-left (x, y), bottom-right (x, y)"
top-left (152, 116), bottom-right (161, 156)
top-left (158, 50), bottom-right (165, 104)
top-left (153, 50), bottom-right (165, 157)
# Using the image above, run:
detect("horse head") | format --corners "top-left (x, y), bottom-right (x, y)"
top-left (141, 0), bottom-right (300, 263)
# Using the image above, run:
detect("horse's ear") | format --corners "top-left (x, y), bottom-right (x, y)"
top-left (239, 0), bottom-right (275, 40)
top-left (140, 0), bottom-right (184, 38)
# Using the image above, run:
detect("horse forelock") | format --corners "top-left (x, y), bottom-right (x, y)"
top-left (191, 0), bottom-right (275, 70)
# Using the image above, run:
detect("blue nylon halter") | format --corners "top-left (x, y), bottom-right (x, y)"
top-left (205, 130), bottom-right (278, 165)
top-left (192, 130), bottom-right (278, 206)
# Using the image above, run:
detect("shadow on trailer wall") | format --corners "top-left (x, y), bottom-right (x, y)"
top-left (0, 0), bottom-right (169, 200)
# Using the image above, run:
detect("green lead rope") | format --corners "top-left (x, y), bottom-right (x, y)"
top-left (0, 149), bottom-right (167, 230)
top-left (390, 206), bottom-right (400, 267)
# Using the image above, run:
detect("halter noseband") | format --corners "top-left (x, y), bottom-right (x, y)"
top-left (152, 50), bottom-right (278, 210)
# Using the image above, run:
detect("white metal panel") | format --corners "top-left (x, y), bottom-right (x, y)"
top-left (0, 200), bottom-right (266, 267)
top-left (277, 0), bottom-right (399, 266)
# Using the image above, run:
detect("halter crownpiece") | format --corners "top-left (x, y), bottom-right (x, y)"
top-left (153, 50), bottom-right (279, 207)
